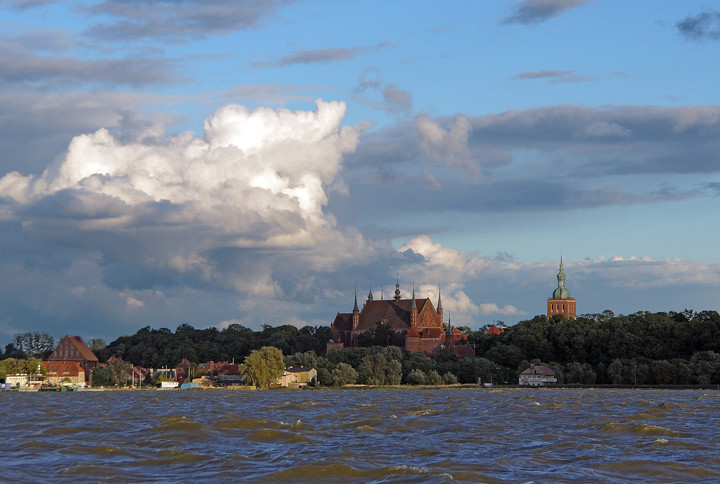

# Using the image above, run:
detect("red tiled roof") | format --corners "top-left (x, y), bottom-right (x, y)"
top-left (406, 326), bottom-right (420, 338)
top-left (522, 365), bottom-right (556, 376)
top-left (48, 335), bottom-right (99, 362)
top-left (485, 325), bottom-right (504, 336)
top-left (44, 360), bottom-right (84, 376)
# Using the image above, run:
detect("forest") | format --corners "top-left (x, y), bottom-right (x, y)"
top-left (2, 309), bottom-right (720, 386)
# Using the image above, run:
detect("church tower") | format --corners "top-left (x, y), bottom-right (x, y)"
top-left (547, 255), bottom-right (576, 319)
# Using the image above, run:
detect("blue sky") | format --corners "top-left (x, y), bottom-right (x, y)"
top-left (1, 0), bottom-right (720, 344)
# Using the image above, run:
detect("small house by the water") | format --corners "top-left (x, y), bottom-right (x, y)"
top-left (274, 366), bottom-right (317, 388)
top-left (519, 365), bottom-right (557, 386)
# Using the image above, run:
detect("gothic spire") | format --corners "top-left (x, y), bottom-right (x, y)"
top-left (367, 285), bottom-right (374, 302)
top-left (353, 284), bottom-right (359, 312)
top-left (394, 274), bottom-right (401, 302)
top-left (411, 282), bottom-right (417, 310)
top-left (437, 285), bottom-right (443, 311)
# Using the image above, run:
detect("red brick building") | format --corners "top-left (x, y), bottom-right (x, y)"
top-left (330, 282), bottom-right (473, 358)
top-left (547, 256), bottom-right (576, 319)
top-left (43, 360), bottom-right (86, 386)
top-left (47, 336), bottom-right (99, 375)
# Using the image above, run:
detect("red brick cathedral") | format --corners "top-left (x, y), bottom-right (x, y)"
top-left (547, 255), bottom-right (576, 319)
top-left (329, 281), bottom-right (473, 358)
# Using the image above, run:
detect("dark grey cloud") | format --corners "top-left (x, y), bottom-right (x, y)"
top-left (255, 42), bottom-right (393, 67)
top-left (502, 0), bottom-right (594, 25)
top-left (333, 104), bottom-right (720, 230)
top-left (382, 84), bottom-right (413, 114)
top-left (0, 45), bottom-right (179, 86)
top-left (677, 9), bottom-right (720, 40)
top-left (1, 0), bottom-right (55, 10)
top-left (5, 28), bottom-right (75, 53)
top-left (511, 69), bottom-right (595, 84)
top-left (83, 0), bottom-right (294, 43)
top-left (352, 67), bottom-right (413, 115)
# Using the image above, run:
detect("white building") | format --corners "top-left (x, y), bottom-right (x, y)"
top-left (519, 365), bottom-right (557, 386)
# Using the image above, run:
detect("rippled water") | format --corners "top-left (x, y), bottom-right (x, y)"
top-left (2, 388), bottom-right (719, 482)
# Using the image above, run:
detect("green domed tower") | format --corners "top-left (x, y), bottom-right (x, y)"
top-left (547, 254), bottom-right (576, 319)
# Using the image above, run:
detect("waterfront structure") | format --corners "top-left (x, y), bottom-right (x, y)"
top-left (519, 365), bottom-right (557, 386)
top-left (330, 282), bottom-right (473, 357)
top-left (47, 335), bottom-right (99, 374)
top-left (44, 360), bottom-right (86, 386)
top-left (274, 366), bottom-right (318, 388)
top-left (547, 255), bottom-right (576, 319)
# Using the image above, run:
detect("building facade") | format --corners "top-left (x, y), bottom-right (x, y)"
top-left (547, 256), bottom-right (576, 319)
top-left (519, 365), bottom-right (557, 386)
top-left (330, 282), bottom-right (473, 358)
top-left (47, 336), bottom-right (99, 375)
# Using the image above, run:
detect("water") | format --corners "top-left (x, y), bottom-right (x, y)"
top-left (2, 388), bottom-right (719, 483)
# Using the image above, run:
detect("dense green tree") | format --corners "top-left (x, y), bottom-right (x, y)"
top-left (107, 358), bottom-right (133, 387)
top-left (458, 357), bottom-right (497, 384)
top-left (88, 338), bottom-right (107, 355)
top-left (285, 351), bottom-right (318, 369)
top-left (406, 369), bottom-right (427, 385)
top-left (91, 367), bottom-right (115, 387)
top-left (330, 362), bottom-right (358, 386)
top-left (242, 346), bottom-right (285, 389)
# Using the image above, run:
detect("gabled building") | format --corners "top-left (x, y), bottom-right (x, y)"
top-left (330, 282), bottom-right (473, 358)
top-left (547, 255), bottom-right (576, 319)
top-left (274, 367), bottom-right (318, 388)
top-left (47, 336), bottom-right (99, 374)
top-left (44, 360), bottom-right (86, 386)
top-left (519, 365), bottom-right (557, 386)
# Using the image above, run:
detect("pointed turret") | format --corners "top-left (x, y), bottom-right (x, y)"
top-left (394, 276), bottom-right (401, 302)
top-left (552, 254), bottom-right (571, 299)
top-left (445, 316), bottom-right (455, 349)
top-left (547, 253), bottom-right (577, 319)
top-left (352, 286), bottom-right (360, 329)
top-left (437, 286), bottom-right (443, 323)
top-left (410, 283), bottom-right (417, 326)
top-left (367, 286), bottom-right (373, 303)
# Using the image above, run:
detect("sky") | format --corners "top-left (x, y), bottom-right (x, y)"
top-left (2, 0), bottom-right (720, 344)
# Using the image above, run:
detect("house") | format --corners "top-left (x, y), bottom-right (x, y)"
top-left (330, 282), bottom-right (474, 358)
top-left (47, 336), bottom-right (99, 376)
top-left (44, 360), bottom-right (86, 386)
top-left (519, 365), bottom-right (557, 386)
top-left (274, 367), bottom-right (318, 388)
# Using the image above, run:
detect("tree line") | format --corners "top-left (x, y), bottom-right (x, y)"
top-left (2, 309), bottom-right (720, 386)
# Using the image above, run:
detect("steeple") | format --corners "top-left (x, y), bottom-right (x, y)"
top-left (445, 316), bottom-right (454, 349)
top-left (367, 286), bottom-right (374, 303)
top-left (437, 285), bottom-right (444, 323)
top-left (410, 282), bottom-right (418, 326)
top-left (352, 285), bottom-right (360, 329)
top-left (394, 274), bottom-right (401, 302)
top-left (552, 254), bottom-right (571, 299)
top-left (547, 252), bottom-right (577, 319)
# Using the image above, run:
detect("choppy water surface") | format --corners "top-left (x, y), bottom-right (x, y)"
top-left (2, 388), bottom-right (720, 483)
